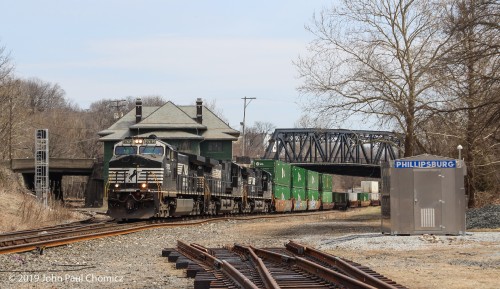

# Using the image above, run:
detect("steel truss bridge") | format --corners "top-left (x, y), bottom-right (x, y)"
top-left (262, 128), bottom-right (403, 177)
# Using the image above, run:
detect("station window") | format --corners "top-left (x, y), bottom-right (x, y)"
top-left (208, 142), bottom-right (223, 152)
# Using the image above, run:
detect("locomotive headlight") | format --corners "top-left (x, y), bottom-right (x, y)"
top-left (134, 139), bottom-right (143, 144)
top-left (141, 183), bottom-right (147, 189)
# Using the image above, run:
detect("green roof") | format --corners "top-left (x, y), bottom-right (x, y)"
top-left (179, 106), bottom-right (239, 137)
top-left (98, 100), bottom-right (240, 142)
top-left (130, 101), bottom-right (206, 130)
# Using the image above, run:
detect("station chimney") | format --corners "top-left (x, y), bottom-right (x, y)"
top-left (196, 98), bottom-right (203, 124)
top-left (135, 98), bottom-right (142, 123)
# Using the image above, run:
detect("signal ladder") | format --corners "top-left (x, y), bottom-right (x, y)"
top-left (35, 129), bottom-right (49, 207)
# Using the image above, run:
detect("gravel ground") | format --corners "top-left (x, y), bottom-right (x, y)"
top-left (467, 205), bottom-right (500, 229)
top-left (316, 231), bottom-right (500, 251)
top-left (0, 207), bottom-right (498, 289)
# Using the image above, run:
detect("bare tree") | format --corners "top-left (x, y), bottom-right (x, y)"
top-left (434, 0), bottom-right (500, 207)
top-left (294, 114), bottom-right (332, 129)
top-left (76, 110), bottom-right (105, 159)
top-left (83, 96), bottom-right (168, 159)
top-left (237, 121), bottom-right (276, 158)
top-left (201, 98), bottom-right (229, 124)
top-left (296, 0), bottom-right (453, 157)
top-left (20, 78), bottom-right (67, 112)
top-left (0, 44), bottom-right (13, 85)
top-left (0, 44), bottom-right (15, 160)
top-left (123, 95), bottom-right (167, 111)
top-left (89, 98), bottom-right (125, 129)
top-left (0, 79), bottom-right (31, 160)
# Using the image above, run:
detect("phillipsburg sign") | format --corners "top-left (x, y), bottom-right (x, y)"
top-left (394, 160), bottom-right (457, 169)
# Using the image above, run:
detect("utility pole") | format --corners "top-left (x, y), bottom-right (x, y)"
top-left (241, 97), bottom-right (256, 156)
top-left (108, 99), bottom-right (126, 119)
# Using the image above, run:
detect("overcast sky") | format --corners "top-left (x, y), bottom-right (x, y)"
top-left (1, 0), bottom-right (336, 129)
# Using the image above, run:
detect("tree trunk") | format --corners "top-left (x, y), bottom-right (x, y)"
top-left (404, 131), bottom-right (414, 157)
top-left (465, 108), bottom-right (476, 208)
top-left (464, 16), bottom-right (477, 208)
top-left (404, 101), bottom-right (415, 157)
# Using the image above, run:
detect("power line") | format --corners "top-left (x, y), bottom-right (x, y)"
top-left (106, 99), bottom-right (126, 119)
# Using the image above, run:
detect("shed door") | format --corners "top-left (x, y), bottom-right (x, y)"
top-left (414, 169), bottom-right (442, 231)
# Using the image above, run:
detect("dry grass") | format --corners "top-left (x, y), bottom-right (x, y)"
top-left (17, 193), bottom-right (78, 226)
top-left (0, 189), bottom-right (86, 233)
top-left (0, 166), bottom-right (87, 233)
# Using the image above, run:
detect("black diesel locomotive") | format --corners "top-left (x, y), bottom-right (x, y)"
top-left (107, 136), bottom-right (272, 221)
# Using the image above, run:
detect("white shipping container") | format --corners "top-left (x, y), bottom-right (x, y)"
top-left (370, 193), bottom-right (380, 200)
top-left (361, 181), bottom-right (379, 193)
top-left (347, 188), bottom-right (362, 201)
top-left (348, 192), bottom-right (358, 201)
top-left (361, 181), bottom-right (368, 192)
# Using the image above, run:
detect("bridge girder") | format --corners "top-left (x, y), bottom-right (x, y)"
top-left (263, 129), bottom-right (403, 167)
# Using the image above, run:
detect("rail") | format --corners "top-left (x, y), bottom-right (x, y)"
top-left (177, 241), bottom-right (259, 289)
top-left (0, 209), bottom-right (346, 255)
top-left (286, 241), bottom-right (402, 289)
top-left (165, 241), bottom-right (408, 289)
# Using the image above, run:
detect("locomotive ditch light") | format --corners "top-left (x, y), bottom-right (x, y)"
top-left (141, 183), bottom-right (147, 189)
top-left (114, 184), bottom-right (120, 188)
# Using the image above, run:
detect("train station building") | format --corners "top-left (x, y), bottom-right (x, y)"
top-left (98, 98), bottom-right (240, 180)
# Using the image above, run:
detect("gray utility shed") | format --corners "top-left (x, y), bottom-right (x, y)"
top-left (381, 154), bottom-right (467, 235)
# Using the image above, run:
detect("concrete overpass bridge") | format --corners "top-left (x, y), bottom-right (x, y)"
top-left (262, 128), bottom-right (403, 177)
top-left (11, 158), bottom-right (95, 175)
top-left (10, 158), bottom-right (103, 205)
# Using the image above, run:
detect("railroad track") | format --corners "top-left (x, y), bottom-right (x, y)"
top-left (164, 240), bottom-right (408, 289)
top-left (0, 220), bottom-right (150, 255)
top-left (0, 209), bottom-right (348, 255)
top-left (0, 217), bottom-right (107, 243)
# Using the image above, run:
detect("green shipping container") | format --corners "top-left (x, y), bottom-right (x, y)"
top-left (292, 166), bottom-right (306, 188)
top-left (306, 170), bottom-right (320, 190)
top-left (333, 192), bottom-right (348, 203)
top-left (273, 184), bottom-right (291, 200)
top-left (319, 174), bottom-right (333, 192)
top-left (306, 189), bottom-right (320, 201)
top-left (357, 193), bottom-right (370, 201)
top-left (292, 187), bottom-right (306, 202)
top-left (253, 159), bottom-right (291, 186)
top-left (321, 191), bottom-right (333, 203)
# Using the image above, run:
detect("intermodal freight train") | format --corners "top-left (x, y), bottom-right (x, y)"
top-left (106, 136), bottom-right (334, 221)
